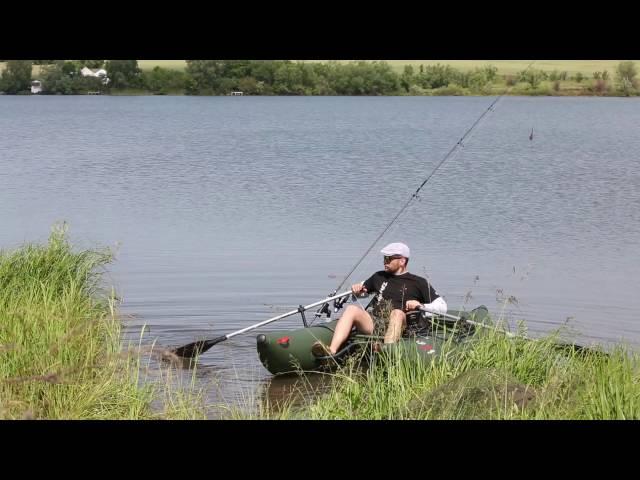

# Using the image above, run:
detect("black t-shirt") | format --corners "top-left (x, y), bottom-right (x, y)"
top-left (362, 271), bottom-right (440, 315)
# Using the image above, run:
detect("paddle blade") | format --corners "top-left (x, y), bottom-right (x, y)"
top-left (172, 340), bottom-right (209, 358)
top-left (172, 335), bottom-right (227, 358)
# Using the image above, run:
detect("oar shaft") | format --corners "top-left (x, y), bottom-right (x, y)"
top-left (419, 307), bottom-right (519, 339)
top-left (225, 290), bottom-right (352, 339)
top-left (420, 308), bottom-right (597, 354)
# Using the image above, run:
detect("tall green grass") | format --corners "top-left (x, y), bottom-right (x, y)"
top-left (0, 224), bottom-right (204, 419)
top-left (251, 322), bottom-right (639, 420)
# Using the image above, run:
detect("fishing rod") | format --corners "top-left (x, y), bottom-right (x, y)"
top-left (314, 61), bottom-right (537, 320)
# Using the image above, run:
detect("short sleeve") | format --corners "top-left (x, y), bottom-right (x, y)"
top-left (420, 278), bottom-right (439, 303)
top-left (363, 272), bottom-right (379, 293)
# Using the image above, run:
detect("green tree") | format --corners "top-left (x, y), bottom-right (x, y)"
top-left (249, 60), bottom-right (286, 85)
top-left (400, 65), bottom-right (415, 93)
top-left (482, 65), bottom-right (498, 82)
top-left (337, 61), bottom-right (398, 95)
top-left (1, 60), bottom-right (32, 93)
top-left (142, 66), bottom-right (186, 94)
top-left (223, 60), bottom-right (252, 78)
top-left (311, 76), bottom-right (334, 95)
top-left (39, 63), bottom-right (74, 94)
top-left (80, 60), bottom-right (104, 69)
top-left (104, 60), bottom-right (141, 89)
top-left (236, 76), bottom-right (262, 95)
top-left (72, 75), bottom-right (106, 94)
top-left (519, 69), bottom-right (543, 89)
top-left (325, 61), bottom-right (350, 94)
top-left (273, 61), bottom-right (305, 94)
top-left (217, 77), bottom-right (237, 94)
top-left (308, 62), bottom-right (333, 93)
top-left (417, 64), bottom-right (456, 89)
top-left (62, 61), bottom-right (82, 76)
top-left (467, 67), bottom-right (495, 92)
top-left (368, 61), bottom-right (399, 94)
top-left (39, 62), bottom-right (107, 94)
top-left (185, 60), bottom-right (227, 94)
top-left (615, 61), bottom-right (638, 95)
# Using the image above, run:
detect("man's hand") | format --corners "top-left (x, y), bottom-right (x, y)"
top-left (405, 300), bottom-right (422, 311)
top-left (352, 283), bottom-right (368, 295)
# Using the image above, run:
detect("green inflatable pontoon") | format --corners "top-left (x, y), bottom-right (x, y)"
top-left (257, 306), bottom-right (490, 375)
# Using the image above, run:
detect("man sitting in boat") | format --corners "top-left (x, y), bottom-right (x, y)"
top-left (312, 242), bottom-right (447, 357)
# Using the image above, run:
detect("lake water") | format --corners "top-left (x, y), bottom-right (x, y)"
top-left (2, 95), bottom-right (639, 414)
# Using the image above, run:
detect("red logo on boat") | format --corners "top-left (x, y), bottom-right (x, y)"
top-left (419, 344), bottom-right (434, 351)
top-left (277, 336), bottom-right (290, 346)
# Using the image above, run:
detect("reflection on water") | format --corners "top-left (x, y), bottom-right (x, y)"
top-left (258, 373), bottom-right (335, 417)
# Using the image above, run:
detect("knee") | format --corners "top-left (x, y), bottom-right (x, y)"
top-left (340, 304), bottom-right (364, 322)
top-left (389, 309), bottom-right (406, 324)
top-left (344, 305), bottom-right (360, 315)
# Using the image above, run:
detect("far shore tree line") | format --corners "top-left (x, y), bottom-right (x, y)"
top-left (1, 60), bottom-right (638, 96)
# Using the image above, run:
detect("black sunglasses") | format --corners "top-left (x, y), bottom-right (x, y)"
top-left (383, 255), bottom-right (403, 263)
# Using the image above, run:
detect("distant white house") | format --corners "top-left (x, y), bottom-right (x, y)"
top-left (31, 80), bottom-right (42, 94)
top-left (80, 67), bottom-right (110, 84)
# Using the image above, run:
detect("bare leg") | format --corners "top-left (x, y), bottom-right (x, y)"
top-left (384, 309), bottom-right (406, 344)
top-left (328, 305), bottom-right (374, 354)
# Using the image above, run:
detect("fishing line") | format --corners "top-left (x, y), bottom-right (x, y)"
top-left (309, 213), bottom-right (404, 326)
top-left (329, 61), bottom-right (538, 296)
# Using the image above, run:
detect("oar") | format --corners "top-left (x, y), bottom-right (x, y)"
top-left (420, 306), bottom-right (525, 340)
top-left (172, 290), bottom-right (353, 358)
top-left (419, 307), bottom-right (601, 355)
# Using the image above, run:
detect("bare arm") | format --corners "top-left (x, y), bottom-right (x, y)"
top-left (351, 282), bottom-right (368, 295)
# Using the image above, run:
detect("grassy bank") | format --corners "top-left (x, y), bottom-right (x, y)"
top-left (385, 60), bottom-right (633, 76)
top-left (0, 225), bottom-right (205, 419)
top-left (135, 60), bottom-right (633, 76)
top-left (246, 324), bottom-right (639, 420)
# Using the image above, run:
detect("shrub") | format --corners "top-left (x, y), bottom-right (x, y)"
top-left (615, 61), bottom-right (638, 95)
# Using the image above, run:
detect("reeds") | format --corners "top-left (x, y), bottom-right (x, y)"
top-left (0, 224), bottom-right (204, 419)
